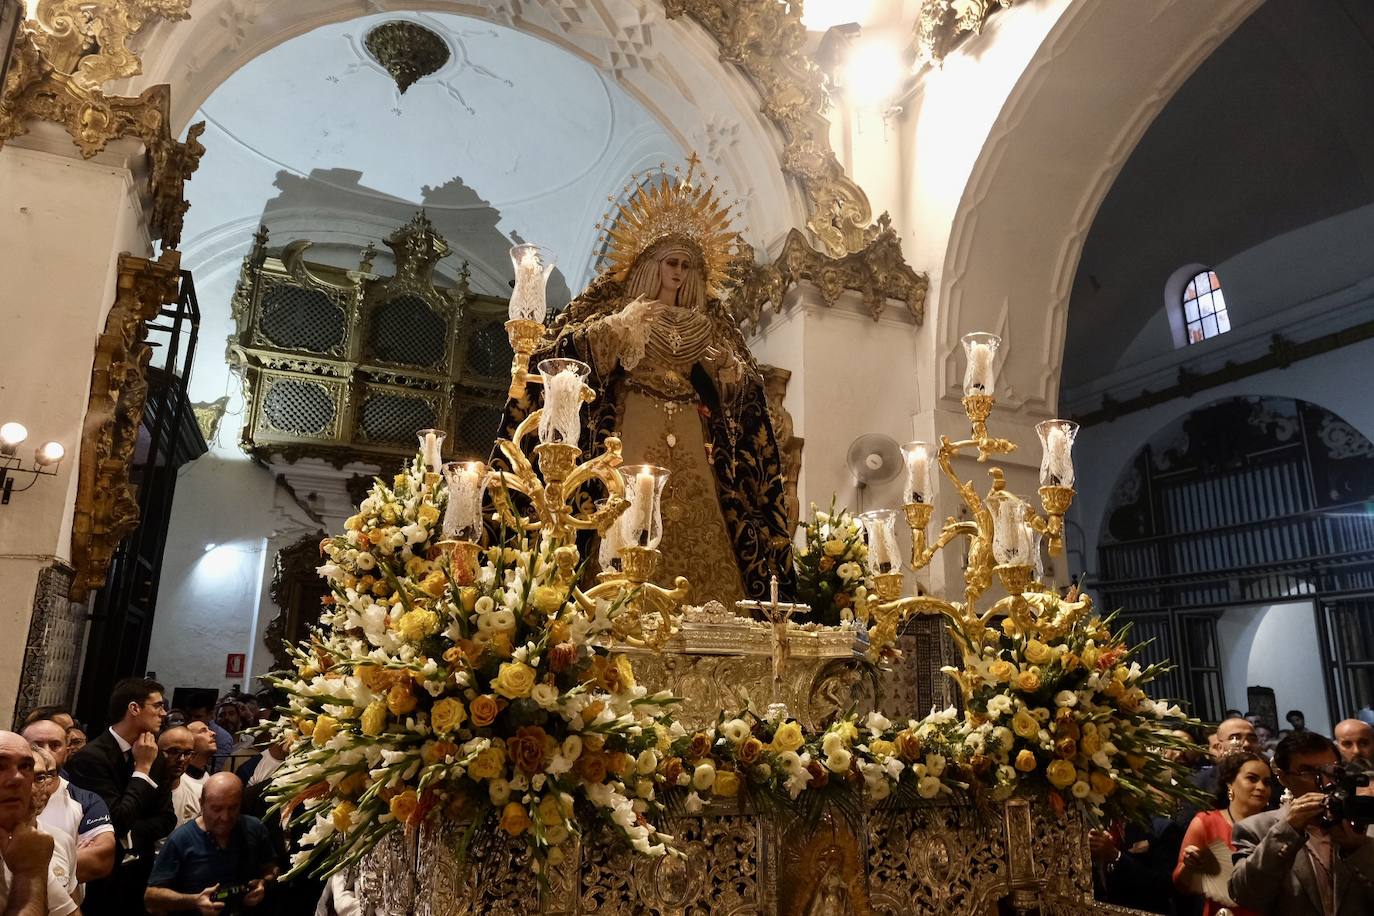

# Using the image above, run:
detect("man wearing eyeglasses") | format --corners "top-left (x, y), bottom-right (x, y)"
top-left (65, 678), bottom-right (175, 916)
top-left (155, 729), bottom-right (200, 829)
top-left (21, 718), bottom-right (114, 888)
top-left (1230, 730), bottom-right (1374, 915)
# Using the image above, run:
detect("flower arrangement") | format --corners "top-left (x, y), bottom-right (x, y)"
top-left (659, 707), bottom-right (967, 819)
top-left (266, 459), bottom-right (677, 879)
top-left (947, 605), bottom-right (1204, 822)
top-left (793, 502), bottom-right (870, 625)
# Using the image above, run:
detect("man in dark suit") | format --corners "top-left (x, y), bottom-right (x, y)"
top-left (1230, 730), bottom-right (1374, 915)
top-left (65, 677), bottom-right (174, 915)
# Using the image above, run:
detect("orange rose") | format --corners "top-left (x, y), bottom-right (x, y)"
top-left (688, 733), bottom-right (713, 759)
top-left (386, 683), bottom-right (417, 716)
top-left (508, 725), bottom-right (549, 775)
top-left (575, 751), bottom-right (608, 784)
top-left (499, 801), bottom-right (531, 836)
top-left (806, 761), bottom-right (829, 788)
top-left (1054, 737), bottom-right (1077, 760)
top-left (895, 730), bottom-right (922, 762)
top-left (737, 737), bottom-right (764, 765)
top-left (661, 757), bottom-right (684, 785)
top-left (423, 740), bottom-right (459, 765)
top-left (607, 752), bottom-right (632, 778)
top-left (469, 694), bottom-right (500, 728)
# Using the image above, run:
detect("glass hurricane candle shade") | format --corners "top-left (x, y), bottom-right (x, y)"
top-left (901, 441), bottom-right (934, 504)
top-left (618, 464), bottom-right (669, 549)
top-left (417, 428), bottom-right (446, 471)
top-left (1036, 419), bottom-right (1079, 489)
top-left (441, 461), bottom-right (487, 541)
top-left (858, 508), bottom-right (901, 574)
top-left (597, 504), bottom-right (629, 571)
top-left (509, 244), bottom-right (556, 324)
top-left (960, 332), bottom-right (1001, 397)
top-left (991, 493), bottom-right (1036, 567)
top-left (537, 358), bottom-right (590, 446)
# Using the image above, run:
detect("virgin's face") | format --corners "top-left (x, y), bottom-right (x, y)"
top-left (657, 251), bottom-right (691, 297)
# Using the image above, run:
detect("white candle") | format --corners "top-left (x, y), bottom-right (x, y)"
top-left (421, 431), bottom-right (442, 471)
top-left (538, 367), bottom-right (584, 445)
top-left (442, 462), bottom-right (484, 539)
top-left (903, 442), bottom-right (933, 504)
top-left (965, 341), bottom-right (995, 395)
top-left (633, 467), bottom-right (655, 545)
top-left (1044, 426), bottom-right (1075, 488)
top-left (992, 495), bottom-right (1033, 565)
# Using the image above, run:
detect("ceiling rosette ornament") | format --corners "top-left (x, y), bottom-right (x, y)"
top-left (363, 20), bottom-right (451, 93)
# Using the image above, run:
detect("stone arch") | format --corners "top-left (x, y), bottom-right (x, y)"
top-left (126, 0), bottom-right (807, 250)
top-left (932, 0), bottom-right (1262, 415)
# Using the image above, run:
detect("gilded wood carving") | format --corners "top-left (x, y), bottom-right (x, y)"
top-left (69, 250), bottom-right (181, 599)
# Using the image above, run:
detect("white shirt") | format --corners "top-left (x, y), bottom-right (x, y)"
top-left (37, 778), bottom-right (114, 845)
top-left (108, 727), bottom-right (157, 788)
top-left (0, 834), bottom-right (80, 916)
top-left (171, 777), bottom-right (202, 827)
top-left (248, 752), bottom-right (284, 787)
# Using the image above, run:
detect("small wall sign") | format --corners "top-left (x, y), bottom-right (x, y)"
top-left (225, 653), bottom-right (245, 678)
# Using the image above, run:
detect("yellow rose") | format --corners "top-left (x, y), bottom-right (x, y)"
top-left (714, 770), bottom-right (741, 798)
top-left (1103, 679), bottom-right (1126, 700)
top-left (420, 571), bottom-right (448, 598)
top-left (1080, 732), bottom-right (1102, 756)
top-left (405, 556), bottom-right (430, 578)
top-left (312, 715), bottom-right (339, 746)
top-left (612, 654), bottom-right (636, 693)
top-left (389, 789), bottom-right (419, 825)
top-left (393, 473), bottom-right (408, 489)
top-left (1023, 640), bottom-right (1053, 665)
top-left (1090, 771), bottom-right (1117, 796)
top-left (1045, 759), bottom-right (1077, 790)
top-left (869, 739), bottom-right (896, 758)
top-left (1015, 669), bottom-right (1042, 693)
top-left (386, 683), bottom-right (418, 716)
top-left (430, 698), bottom-right (467, 734)
top-left (823, 539), bottom-right (846, 557)
top-left (989, 660), bottom-right (1017, 683)
top-left (469, 694), bottom-right (500, 728)
top-left (361, 702), bottom-right (387, 737)
top-left (531, 585), bottom-right (567, 615)
top-left (538, 793), bottom-right (569, 826)
top-left (771, 721), bottom-right (805, 753)
top-left (345, 515), bottom-right (364, 531)
top-left (468, 746), bottom-right (506, 781)
top-left (331, 801), bottom-right (356, 833)
top-left (499, 801), bottom-right (532, 836)
top-left (494, 662), bottom-right (536, 699)
top-left (395, 608), bottom-right (439, 642)
top-left (1014, 749), bottom-right (1038, 773)
top-left (1081, 646), bottom-right (1100, 668)
top-left (417, 504), bottom-right (440, 528)
top-left (1011, 710), bottom-right (1040, 740)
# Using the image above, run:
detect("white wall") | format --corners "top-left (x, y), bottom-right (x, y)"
top-left (145, 455), bottom-right (317, 698)
top-left (1217, 601), bottom-right (1331, 736)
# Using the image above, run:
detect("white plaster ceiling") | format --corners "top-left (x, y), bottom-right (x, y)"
top-left (177, 10), bottom-right (680, 445)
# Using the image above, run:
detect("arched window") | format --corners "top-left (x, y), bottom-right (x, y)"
top-left (1182, 269), bottom-right (1230, 343)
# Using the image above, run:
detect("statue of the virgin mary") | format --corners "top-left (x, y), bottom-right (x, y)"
top-left (500, 158), bottom-right (795, 605)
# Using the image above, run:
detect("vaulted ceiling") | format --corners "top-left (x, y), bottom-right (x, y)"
top-left (1063, 0), bottom-right (1374, 394)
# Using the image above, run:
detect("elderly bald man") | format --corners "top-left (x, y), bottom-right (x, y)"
top-left (1335, 718), bottom-right (1374, 765)
top-left (0, 730), bottom-right (55, 916)
top-left (144, 773), bottom-right (276, 913)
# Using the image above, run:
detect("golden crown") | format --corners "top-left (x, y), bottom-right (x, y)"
top-left (595, 153), bottom-right (748, 298)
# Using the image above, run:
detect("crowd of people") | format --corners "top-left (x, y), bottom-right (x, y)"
top-left (1092, 711), bottom-right (1374, 915)
top-left (0, 678), bottom-right (350, 915)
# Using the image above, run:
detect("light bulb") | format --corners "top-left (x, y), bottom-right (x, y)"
top-left (844, 37), bottom-right (906, 108)
top-left (0, 422), bottom-right (28, 447)
top-left (34, 441), bottom-right (64, 466)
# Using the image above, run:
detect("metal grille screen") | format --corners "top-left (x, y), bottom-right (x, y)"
top-left (466, 319), bottom-right (514, 378)
top-left (369, 294), bottom-right (446, 367)
top-left (455, 404), bottom-right (504, 456)
top-left (259, 284), bottom-right (346, 353)
top-left (263, 380), bottom-right (335, 435)
top-left (360, 393), bottom-right (437, 445)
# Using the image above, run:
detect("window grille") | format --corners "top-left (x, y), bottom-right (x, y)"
top-left (262, 379), bottom-right (335, 435)
top-left (1183, 269), bottom-right (1230, 344)
top-left (258, 283), bottom-right (347, 353)
top-left (369, 294), bottom-right (446, 367)
top-left (359, 393), bottom-right (438, 445)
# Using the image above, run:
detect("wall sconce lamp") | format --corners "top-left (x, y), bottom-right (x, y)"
top-left (0, 421), bottom-right (66, 505)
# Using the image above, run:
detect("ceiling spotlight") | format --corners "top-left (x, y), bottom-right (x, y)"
top-left (0, 421), bottom-right (27, 449)
top-left (844, 37), bottom-right (907, 109)
top-left (34, 441), bottom-right (64, 467)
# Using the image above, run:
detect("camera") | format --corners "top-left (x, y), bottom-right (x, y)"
top-left (212, 883), bottom-right (249, 913)
top-left (1320, 765), bottom-right (1374, 827)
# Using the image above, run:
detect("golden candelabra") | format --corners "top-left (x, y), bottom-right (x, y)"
top-left (451, 310), bottom-right (690, 650)
top-left (856, 333), bottom-right (1087, 658)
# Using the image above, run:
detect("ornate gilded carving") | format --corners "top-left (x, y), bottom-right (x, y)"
top-left (914, 0), bottom-right (1015, 68)
top-left (364, 20), bottom-right (451, 94)
top-left (70, 250), bottom-right (181, 599)
top-left (0, 1), bottom-right (204, 247)
top-left (264, 533), bottom-right (330, 673)
top-left (191, 395), bottom-right (229, 443)
top-left (735, 214), bottom-right (929, 330)
top-left (661, 0), bottom-right (875, 257)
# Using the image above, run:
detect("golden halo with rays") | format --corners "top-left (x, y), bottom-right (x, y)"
top-left (595, 153), bottom-right (749, 298)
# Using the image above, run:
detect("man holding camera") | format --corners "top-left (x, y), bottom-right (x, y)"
top-left (1230, 731), bottom-right (1374, 915)
top-left (144, 773), bottom-right (276, 914)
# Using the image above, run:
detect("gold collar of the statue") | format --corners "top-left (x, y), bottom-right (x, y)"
top-left (596, 153), bottom-right (747, 298)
